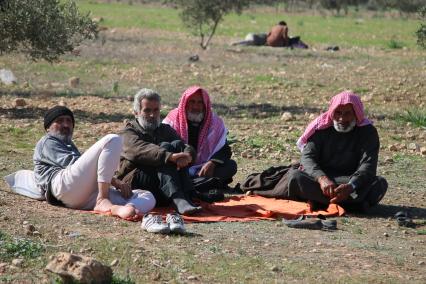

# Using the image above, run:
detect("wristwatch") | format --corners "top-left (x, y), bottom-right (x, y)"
top-left (349, 182), bottom-right (358, 199)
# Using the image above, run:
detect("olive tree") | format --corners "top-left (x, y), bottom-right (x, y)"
top-left (0, 0), bottom-right (98, 62)
top-left (417, 6), bottom-right (426, 48)
top-left (170, 0), bottom-right (252, 49)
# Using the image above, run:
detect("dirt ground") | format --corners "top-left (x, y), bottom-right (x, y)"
top-left (0, 25), bottom-right (425, 283)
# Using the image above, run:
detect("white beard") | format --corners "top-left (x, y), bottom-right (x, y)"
top-left (50, 130), bottom-right (73, 144)
top-left (137, 115), bottom-right (160, 131)
top-left (333, 119), bottom-right (356, 133)
top-left (187, 111), bottom-right (204, 123)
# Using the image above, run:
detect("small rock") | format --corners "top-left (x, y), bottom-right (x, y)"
top-left (187, 275), bottom-right (198, 280)
top-left (22, 81), bottom-right (29, 88)
top-left (280, 112), bottom-right (293, 121)
top-left (13, 98), bottom-right (27, 108)
top-left (110, 259), bottom-right (119, 267)
top-left (92, 17), bottom-right (104, 23)
top-left (309, 113), bottom-right (317, 119)
top-left (388, 144), bottom-right (398, 151)
top-left (111, 247), bottom-right (117, 252)
top-left (384, 157), bottom-right (393, 163)
top-left (22, 221), bottom-right (29, 225)
top-left (189, 55), bottom-right (199, 62)
top-left (152, 272), bottom-right (161, 281)
top-left (418, 261), bottom-right (425, 265)
top-left (0, 69), bottom-right (17, 85)
top-left (271, 265), bottom-right (280, 272)
top-left (420, 147), bottom-right (426, 155)
top-left (407, 143), bottom-right (420, 152)
top-left (58, 99), bottom-right (67, 106)
top-left (11, 259), bottom-right (24, 267)
top-left (24, 224), bottom-right (35, 235)
top-left (383, 232), bottom-right (389, 237)
top-left (0, 262), bottom-right (7, 273)
top-left (68, 77), bottom-right (80, 88)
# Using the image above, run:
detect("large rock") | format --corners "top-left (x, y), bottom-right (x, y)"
top-left (45, 252), bottom-right (112, 284)
top-left (0, 69), bottom-right (17, 85)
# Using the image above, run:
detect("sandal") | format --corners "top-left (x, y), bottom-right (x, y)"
top-left (394, 211), bottom-right (416, 228)
top-left (282, 215), bottom-right (337, 230)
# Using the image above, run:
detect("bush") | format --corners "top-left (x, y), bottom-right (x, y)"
top-left (0, 0), bottom-right (98, 62)
top-left (170, 0), bottom-right (251, 49)
top-left (417, 6), bottom-right (426, 48)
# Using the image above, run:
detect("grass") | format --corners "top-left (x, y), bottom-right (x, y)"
top-left (76, 0), bottom-right (421, 48)
top-left (0, 231), bottom-right (44, 261)
top-left (396, 108), bottom-right (426, 127)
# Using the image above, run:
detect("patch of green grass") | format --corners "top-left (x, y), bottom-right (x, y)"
top-left (387, 37), bottom-right (404, 49)
top-left (246, 136), bottom-right (267, 148)
top-left (416, 229), bottom-right (426, 235)
top-left (254, 74), bottom-right (278, 83)
top-left (396, 108), bottom-right (426, 127)
top-left (0, 234), bottom-right (44, 261)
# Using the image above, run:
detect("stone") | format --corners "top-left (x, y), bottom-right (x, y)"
top-left (187, 275), bottom-right (198, 280)
top-left (418, 261), bottom-right (425, 265)
top-left (271, 265), bottom-right (280, 272)
top-left (13, 98), bottom-right (27, 108)
top-left (280, 112), bottom-right (293, 121)
top-left (11, 259), bottom-right (24, 267)
top-left (388, 144), bottom-right (398, 151)
top-left (0, 262), bottom-right (7, 273)
top-left (420, 147), bottom-right (426, 155)
top-left (24, 224), bottom-right (36, 235)
top-left (59, 99), bottom-right (67, 106)
top-left (384, 157), bottom-right (393, 163)
top-left (110, 259), bottom-right (119, 267)
top-left (407, 143), bottom-right (420, 152)
top-left (0, 69), bottom-right (17, 85)
top-left (45, 252), bottom-right (112, 284)
top-left (68, 77), bottom-right (80, 88)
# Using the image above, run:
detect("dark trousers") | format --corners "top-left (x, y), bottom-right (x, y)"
top-left (131, 140), bottom-right (195, 206)
top-left (211, 159), bottom-right (237, 185)
top-left (285, 169), bottom-right (388, 211)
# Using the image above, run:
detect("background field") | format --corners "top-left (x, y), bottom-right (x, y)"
top-left (0, 1), bottom-right (425, 283)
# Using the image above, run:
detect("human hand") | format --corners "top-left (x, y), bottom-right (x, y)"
top-left (198, 161), bottom-right (216, 177)
top-left (317, 176), bottom-right (336, 198)
top-left (330, 183), bottom-right (353, 204)
top-left (169, 152), bottom-right (192, 165)
top-left (112, 178), bottom-right (133, 199)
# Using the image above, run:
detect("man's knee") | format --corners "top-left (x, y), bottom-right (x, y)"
top-left (287, 169), bottom-right (305, 183)
top-left (102, 134), bottom-right (123, 152)
top-left (227, 159), bottom-right (238, 177)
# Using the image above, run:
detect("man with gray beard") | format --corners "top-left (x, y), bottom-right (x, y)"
top-left (284, 91), bottom-right (388, 212)
top-left (117, 89), bottom-right (202, 216)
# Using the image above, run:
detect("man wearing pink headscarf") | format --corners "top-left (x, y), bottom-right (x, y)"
top-left (286, 91), bottom-right (388, 211)
top-left (163, 86), bottom-right (237, 186)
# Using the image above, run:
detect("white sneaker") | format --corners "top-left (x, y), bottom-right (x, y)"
top-left (166, 213), bottom-right (186, 234)
top-left (141, 214), bottom-right (170, 234)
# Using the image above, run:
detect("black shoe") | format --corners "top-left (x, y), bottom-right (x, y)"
top-left (193, 189), bottom-right (224, 203)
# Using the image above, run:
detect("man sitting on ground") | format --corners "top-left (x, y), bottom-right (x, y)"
top-left (33, 106), bottom-right (156, 219)
top-left (287, 91), bottom-right (388, 211)
top-left (163, 86), bottom-right (237, 186)
top-left (266, 21), bottom-right (289, 47)
top-left (116, 89), bottom-right (202, 215)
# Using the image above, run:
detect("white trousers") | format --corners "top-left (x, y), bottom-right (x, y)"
top-left (51, 134), bottom-right (155, 212)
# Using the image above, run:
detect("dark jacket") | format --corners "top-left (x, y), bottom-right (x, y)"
top-left (116, 119), bottom-right (195, 184)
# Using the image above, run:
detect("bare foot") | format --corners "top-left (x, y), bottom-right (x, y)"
top-left (111, 205), bottom-right (137, 219)
top-left (94, 198), bottom-right (113, 213)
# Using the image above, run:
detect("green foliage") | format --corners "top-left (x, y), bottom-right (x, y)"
top-left (0, 0), bottom-right (98, 62)
top-left (0, 235), bottom-right (44, 261)
top-left (169, 0), bottom-right (252, 49)
top-left (417, 6), bottom-right (426, 48)
top-left (387, 37), bottom-right (404, 49)
top-left (397, 108), bottom-right (426, 127)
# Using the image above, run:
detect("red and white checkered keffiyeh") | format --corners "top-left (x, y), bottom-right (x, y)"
top-left (296, 91), bottom-right (372, 151)
top-left (163, 86), bottom-right (227, 173)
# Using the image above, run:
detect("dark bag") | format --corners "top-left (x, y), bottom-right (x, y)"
top-left (240, 164), bottom-right (298, 192)
top-left (191, 177), bottom-right (225, 203)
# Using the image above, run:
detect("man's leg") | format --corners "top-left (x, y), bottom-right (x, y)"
top-left (212, 159), bottom-right (237, 185)
top-left (286, 169), bottom-right (330, 206)
top-left (51, 134), bottom-right (136, 218)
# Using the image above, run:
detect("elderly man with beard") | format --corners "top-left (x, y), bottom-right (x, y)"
top-left (163, 86), bottom-right (237, 186)
top-left (116, 89), bottom-right (202, 216)
top-left (286, 91), bottom-right (388, 211)
top-left (33, 106), bottom-right (156, 219)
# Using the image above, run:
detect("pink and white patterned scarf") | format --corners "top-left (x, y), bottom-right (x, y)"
top-left (296, 91), bottom-right (372, 151)
top-left (163, 86), bottom-right (227, 175)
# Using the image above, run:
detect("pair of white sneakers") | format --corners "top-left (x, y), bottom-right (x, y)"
top-left (141, 213), bottom-right (185, 234)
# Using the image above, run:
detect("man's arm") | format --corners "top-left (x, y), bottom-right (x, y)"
top-left (348, 126), bottom-right (379, 190)
top-left (41, 137), bottom-right (80, 168)
top-left (120, 128), bottom-right (172, 167)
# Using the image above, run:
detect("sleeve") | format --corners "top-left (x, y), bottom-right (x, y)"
top-left (120, 129), bottom-right (172, 167)
top-left (349, 126), bottom-right (379, 189)
top-left (300, 133), bottom-right (326, 179)
top-left (41, 138), bottom-right (80, 168)
top-left (210, 141), bottom-right (232, 164)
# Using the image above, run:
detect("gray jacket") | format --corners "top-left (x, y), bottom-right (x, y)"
top-left (33, 134), bottom-right (80, 202)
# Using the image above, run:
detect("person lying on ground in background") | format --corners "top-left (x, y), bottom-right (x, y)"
top-left (33, 106), bottom-right (155, 219)
top-left (163, 86), bottom-right (237, 187)
top-left (286, 91), bottom-right (388, 211)
top-left (266, 20), bottom-right (289, 47)
top-left (116, 89), bottom-right (202, 215)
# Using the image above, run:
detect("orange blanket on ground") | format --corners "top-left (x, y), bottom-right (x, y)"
top-left (93, 195), bottom-right (345, 222)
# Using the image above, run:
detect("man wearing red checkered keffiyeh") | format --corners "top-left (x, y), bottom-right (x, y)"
top-left (285, 91), bottom-right (388, 212)
top-left (163, 86), bottom-right (237, 186)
